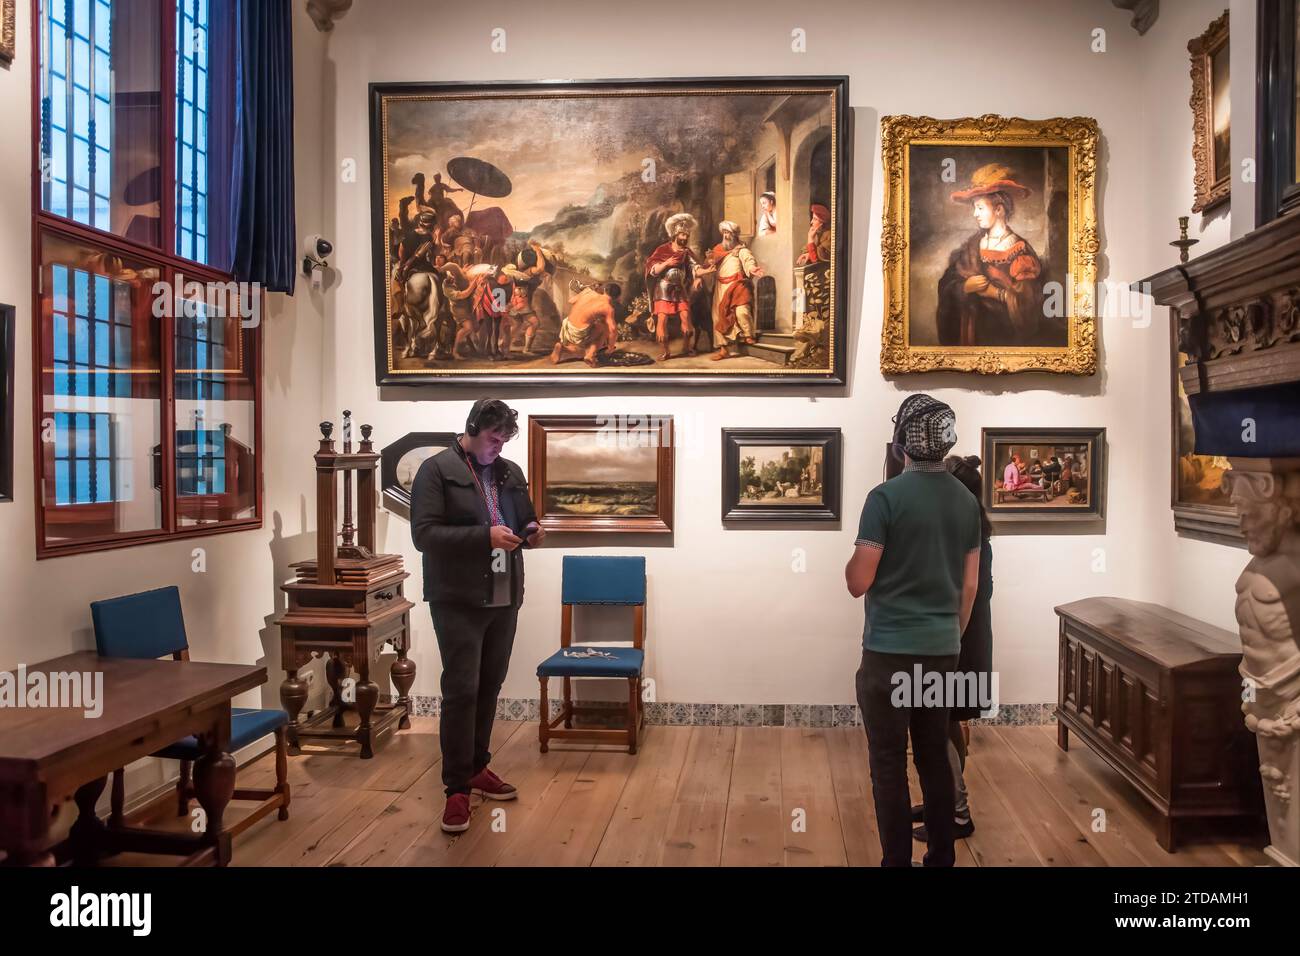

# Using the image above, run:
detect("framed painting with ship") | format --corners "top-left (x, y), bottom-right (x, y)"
top-left (527, 415), bottom-right (673, 534)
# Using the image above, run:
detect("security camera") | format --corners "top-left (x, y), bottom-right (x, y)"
top-left (302, 234), bottom-right (334, 278)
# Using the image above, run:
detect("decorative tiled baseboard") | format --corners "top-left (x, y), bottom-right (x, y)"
top-left (396, 695), bottom-right (1057, 728)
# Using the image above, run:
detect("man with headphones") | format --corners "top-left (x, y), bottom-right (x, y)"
top-left (847, 393), bottom-right (981, 867)
top-left (410, 398), bottom-right (546, 833)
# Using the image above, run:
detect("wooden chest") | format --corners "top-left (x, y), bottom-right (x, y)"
top-left (1055, 597), bottom-right (1263, 850)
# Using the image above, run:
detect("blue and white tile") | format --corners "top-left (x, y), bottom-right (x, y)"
top-left (832, 704), bottom-right (858, 728)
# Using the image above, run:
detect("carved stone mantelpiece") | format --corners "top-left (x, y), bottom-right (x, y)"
top-left (1224, 457), bottom-right (1300, 867)
top-left (1143, 209), bottom-right (1300, 398)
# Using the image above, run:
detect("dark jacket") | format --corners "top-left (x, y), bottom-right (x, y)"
top-left (951, 537), bottom-right (994, 721)
top-left (410, 440), bottom-right (540, 607)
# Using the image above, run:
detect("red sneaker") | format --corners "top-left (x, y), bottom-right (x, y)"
top-left (441, 792), bottom-right (471, 833)
top-left (469, 766), bottom-right (518, 801)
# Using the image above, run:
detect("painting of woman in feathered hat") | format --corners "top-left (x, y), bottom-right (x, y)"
top-left (935, 163), bottom-right (1047, 347)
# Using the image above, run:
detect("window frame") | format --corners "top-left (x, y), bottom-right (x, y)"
top-left (30, 0), bottom-right (262, 559)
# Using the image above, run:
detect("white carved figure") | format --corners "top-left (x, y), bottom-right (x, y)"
top-left (1225, 463), bottom-right (1300, 867)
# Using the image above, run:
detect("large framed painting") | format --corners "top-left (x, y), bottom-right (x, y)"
top-left (528, 415), bottom-right (673, 533)
top-left (721, 428), bottom-right (841, 523)
top-left (370, 77), bottom-right (850, 387)
top-left (1170, 326), bottom-right (1243, 546)
top-left (1256, 0), bottom-right (1300, 223)
top-left (879, 115), bottom-right (1099, 375)
top-left (1189, 11), bottom-right (1231, 214)
top-left (981, 427), bottom-right (1106, 527)
top-left (380, 431), bottom-right (457, 520)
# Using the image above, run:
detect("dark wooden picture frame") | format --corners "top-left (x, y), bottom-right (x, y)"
top-left (1169, 322), bottom-right (1244, 546)
top-left (0, 304), bottom-right (13, 503)
top-left (369, 76), bottom-right (851, 388)
top-left (721, 427), bottom-right (841, 523)
top-left (1189, 11), bottom-right (1231, 214)
top-left (981, 427), bottom-right (1106, 527)
top-left (528, 415), bottom-right (673, 534)
top-left (1257, 0), bottom-right (1300, 224)
top-left (379, 430), bottom-right (457, 520)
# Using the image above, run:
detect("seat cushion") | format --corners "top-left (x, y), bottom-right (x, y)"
top-left (154, 708), bottom-right (288, 760)
top-left (537, 647), bottom-right (644, 678)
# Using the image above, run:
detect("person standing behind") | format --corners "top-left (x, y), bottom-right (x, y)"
top-left (845, 395), bottom-right (981, 867)
top-left (410, 399), bottom-right (546, 833)
top-left (912, 454), bottom-right (994, 844)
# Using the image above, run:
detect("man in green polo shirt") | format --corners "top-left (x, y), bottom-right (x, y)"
top-left (845, 394), bottom-right (980, 867)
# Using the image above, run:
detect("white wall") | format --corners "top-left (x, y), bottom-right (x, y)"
top-left (1136, 0), bottom-right (1252, 632)
top-left (313, 0), bottom-right (1249, 708)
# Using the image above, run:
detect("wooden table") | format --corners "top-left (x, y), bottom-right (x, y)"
top-left (0, 651), bottom-right (266, 867)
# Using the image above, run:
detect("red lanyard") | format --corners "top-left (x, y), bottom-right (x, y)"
top-left (459, 441), bottom-right (501, 525)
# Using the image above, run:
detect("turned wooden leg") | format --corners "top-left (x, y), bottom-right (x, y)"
top-left (193, 736), bottom-right (236, 867)
top-left (391, 646), bottom-right (417, 731)
top-left (110, 768), bottom-right (126, 826)
top-left (70, 776), bottom-right (108, 866)
top-left (177, 759), bottom-right (192, 816)
top-left (538, 677), bottom-right (549, 753)
top-left (327, 654), bottom-right (347, 728)
top-left (274, 726), bottom-right (291, 822)
top-left (280, 667), bottom-right (308, 754)
top-left (355, 652), bottom-right (379, 760)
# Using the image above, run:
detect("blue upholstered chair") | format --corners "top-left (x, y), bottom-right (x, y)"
top-left (537, 556), bottom-right (646, 754)
top-left (90, 586), bottom-right (290, 835)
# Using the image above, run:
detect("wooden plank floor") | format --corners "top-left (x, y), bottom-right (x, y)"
top-left (110, 719), bottom-right (1271, 867)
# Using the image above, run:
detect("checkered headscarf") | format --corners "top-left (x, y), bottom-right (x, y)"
top-left (892, 394), bottom-right (957, 462)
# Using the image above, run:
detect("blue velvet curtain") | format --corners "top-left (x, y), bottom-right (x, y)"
top-left (222, 0), bottom-right (297, 294)
top-left (1190, 383), bottom-right (1300, 458)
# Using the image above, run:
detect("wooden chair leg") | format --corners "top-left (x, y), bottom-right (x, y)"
top-left (177, 760), bottom-right (192, 816)
top-left (563, 677), bottom-right (573, 728)
top-left (538, 677), bottom-right (549, 753)
top-left (110, 768), bottom-right (125, 826)
top-left (274, 726), bottom-right (291, 821)
top-left (626, 677), bottom-right (638, 755)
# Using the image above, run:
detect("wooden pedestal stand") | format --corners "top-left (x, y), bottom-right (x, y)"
top-left (276, 414), bottom-right (416, 758)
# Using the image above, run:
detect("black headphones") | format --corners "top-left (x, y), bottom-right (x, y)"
top-left (465, 398), bottom-right (518, 438)
top-left (465, 398), bottom-right (490, 437)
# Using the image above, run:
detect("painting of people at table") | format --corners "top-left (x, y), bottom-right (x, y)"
top-left (987, 436), bottom-right (1099, 513)
top-left (908, 149), bottom-right (1069, 349)
top-left (370, 78), bottom-right (848, 385)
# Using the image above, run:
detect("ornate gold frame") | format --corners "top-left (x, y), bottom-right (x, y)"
top-left (879, 114), bottom-right (1100, 376)
top-left (1188, 11), bottom-right (1230, 214)
top-left (0, 0), bottom-right (14, 64)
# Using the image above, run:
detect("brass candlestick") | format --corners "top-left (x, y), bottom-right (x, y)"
top-left (1170, 216), bottom-right (1200, 264)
